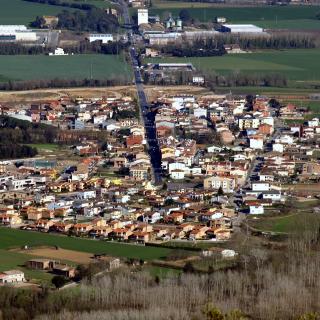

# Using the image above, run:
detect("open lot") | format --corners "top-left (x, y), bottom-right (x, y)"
top-left (0, 54), bottom-right (131, 82)
top-left (146, 49), bottom-right (320, 86)
top-left (18, 247), bottom-right (93, 264)
top-left (150, 5), bottom-right (320, 29)
top-left (0, 228), bottom-right (172, 260)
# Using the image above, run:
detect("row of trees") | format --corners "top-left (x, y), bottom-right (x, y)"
top-left (144, 69), bottom-right (288, 88)
top-left (0, 77), bottom-right (130, 91)
top-left (55, 9), bottom-right (119, 33)
top-left (0, 144), bottom-right (37, 159)
top-left (23, 0), bottom-right (96, 11)
top-left (159, 38), bottom-right (226, 57)
top-left (214, 33), bottom-right (316, 50)
top-left (0, 41), bottom-right (128, 55)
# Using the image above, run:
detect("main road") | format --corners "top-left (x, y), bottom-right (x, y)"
top-left (119, 0), bottom-right (162, 185)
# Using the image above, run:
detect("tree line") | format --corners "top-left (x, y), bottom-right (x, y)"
top-left (24, 0), bottom-right (97, 11)
top-left (0, 41), bottom-right (128, 55)
top-left (0, 77), bottom-right (130, 91)
top-left (158, 38), bottom-right (226, 57)
top-left (144, 69), bottom-right (288, 88)
top-left (0, 116), bottom-right (58, 159)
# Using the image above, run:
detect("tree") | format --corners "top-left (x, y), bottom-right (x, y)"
top-left (51, 275), bottom-right (68, 289)
top-left (179, 9), bottom-right (191, 23)
top-left (183, 261), bottom-right (195, 273)
top-left (217, 186), bottom-right (224, 196)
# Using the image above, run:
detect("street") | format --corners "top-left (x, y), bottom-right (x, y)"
top-left (119, 1), bottom-right (162, 185)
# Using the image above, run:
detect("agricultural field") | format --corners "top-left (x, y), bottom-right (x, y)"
top-left (145, 49), bottom-right (320, 86)
top-left (1, 0), bottom-right (75, 25)
top-left (0, 228), bottom-right (172, 261)
top-left (65, 0), bottom-right (113, 9)
top-left (247, 211), bottom-right (317, 234)
top-left (150, 4), bottom-right (320, 29)
top-left (0, 54), bottom-right (131, 82)
top-left (0, 249), bottom-right (54, 284)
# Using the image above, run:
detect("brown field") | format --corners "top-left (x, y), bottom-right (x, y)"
top-left (20, 247), bottom-right (94, 264)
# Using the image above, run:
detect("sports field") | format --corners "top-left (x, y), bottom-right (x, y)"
top-left (150, 5), bottom-right (320, 29)
top-left (0, 54), bottom-right (131, 82)
top-left (0, 228), bottom-right (172, 260)
top-left (145, 49), bottom-right (320, 85)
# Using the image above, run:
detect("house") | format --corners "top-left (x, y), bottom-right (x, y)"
top-left (252, 182), bottom-right (270, 192)
top-left (204, 176), bottom-right (236, 193)
top-left (52, 263), bottom-right (76, 278)
top-left (27, 259), bottom-right (52, 270)
top-left (249, 204), bottom-right (264, 215)
top-left (73, 223), bottom-right (93, 234)
top-left (0, 214), bottom-right (22, 225)
top-left (165, 211), bottom-right (184, 224)
top-left (0, 270), bottom-right (25, 284)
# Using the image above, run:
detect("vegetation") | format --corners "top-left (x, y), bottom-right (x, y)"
top-left (0, 228), bottom-right (172, 260)
top-left (0, 0), bottom-right (73, 25)
top-left (145, 49), bottom-right (320, 87)
top-left (150, 5), bottom-right (320, 30)
top-left (0, 54), bottom-right (131, 87)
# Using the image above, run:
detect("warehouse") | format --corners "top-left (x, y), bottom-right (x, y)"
top-left (218, 24), bottom-right (265, 34)
top-left (0, 25), bottom-right (37, 42)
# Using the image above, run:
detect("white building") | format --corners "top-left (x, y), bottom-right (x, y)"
top-left (49, 48), bottom-right (68, 56)
top-left (89, 34), bottom-right (113, 43)
top-left (221, 24), bottom-right (264, 34)
top-left (273, 143), bottom-right (284, 153)
top-left (252, 182), bottom-right (270, 192)
top-left (138, 9), bottom-right (148, 25)
top-left (250, 137), bottom-right (264, 150)
top-left (249, 205), bottom-right (264, 215)
top-left (0, 270), bottom-right (25, 284)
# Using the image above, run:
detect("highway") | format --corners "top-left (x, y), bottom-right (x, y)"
top-left (119, 0), bottom-right (163, 185)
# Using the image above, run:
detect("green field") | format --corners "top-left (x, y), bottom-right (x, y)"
top-left (0, 249), bottom-right (54, 283)
top-left (0, 228), bottom-right (172, 260)
top-left (1, 0), bottom-right (76, 25)
top-left (150, 5), bottom-right (320, 29)
top-left (146, 49), bottom-right (320, 86)
top-left (64, 0), bottom-right (114, 9)
top-left (0, 54), bottom-right (131, 82)
top-left (26, 144), bottom-right (60, 151)
top-left (248, 210), bottom-right (320, 234)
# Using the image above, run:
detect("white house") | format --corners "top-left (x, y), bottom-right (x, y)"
top-left (250, 137), bottom-right (264, 150)
top-left (249, 205), bottom-right (264, 215)
top-left (0, 270), bottom-right (25, 284)
top-left (49, 48), bottom-right (68, 56)
top-left (252, 182), bottom-right (270, 192)
top-left (273, 143), bottom-right (284, 153)
top-left (262, 190), bottom-right (282, 201)
top-left (170, 169), bottom-right (185, 180)
top-left (193, 107), bottom-right (207, 118)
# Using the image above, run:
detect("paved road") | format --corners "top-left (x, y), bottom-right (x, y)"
top-left (119, 0), bottom-right (162, 185)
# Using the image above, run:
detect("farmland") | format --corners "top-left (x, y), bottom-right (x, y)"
top-left (0, 54), bottom-right (131, 82)
top-left (145, 49), bottom-right (320, 86)
top-left (150, 5), bottom-right (320, 30)
top-left (0, 228), bottom-right (172, 260)
top-left (1, 0), bottom-right (75, 25)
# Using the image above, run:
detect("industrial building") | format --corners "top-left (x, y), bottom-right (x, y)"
top-left (88, 34), bottom-right (114, 43)
top-left (0, 25), bottom-right (37, 42)
top-left (218, 24), bottom-right (265, 34)
top-left (138, 9), bottom-right (149, 26)
top-left (145, 32), bottom-right (181, 45)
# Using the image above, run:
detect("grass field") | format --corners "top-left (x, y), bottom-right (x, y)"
top-left (0, 228), bottom-right (172, 260)
top-left (0, 54), bottom-right (131, 82)
top-left (248, 209), bottom-right (320, 234)
top-left (150, 5), bottom-right (320, 29)
top-left (0, 249), bottom-right (54, 283)
top-left (1, 0), bottom-right (76, 25)
top-left (26, 144), bottom-right (60, 151)
top-left (146, 49), bottom-right (320, 86)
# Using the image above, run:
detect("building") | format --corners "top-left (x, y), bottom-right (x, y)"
top-left (138, 9), bottom-right (148, 25)
top-left (204, 176), bottom-right (236, 193)
top-left (218, 24), bottom-right (265, 34)
top-left (0, 25), bottom-right (37, 42)
top-left (0, 270), bottom-right (25, 284)
top-left (48, 48), bottom-right (68, 56)
top-left (89, 34), bottom-right (113, 43)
